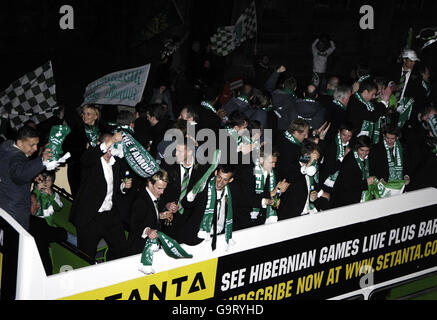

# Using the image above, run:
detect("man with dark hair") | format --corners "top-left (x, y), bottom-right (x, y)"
top-left (160, 137), bottom-right (207, 240)
top-left (179, 164), bottom-right (240, 249)
top-left (345, 80), bottom-right (387, 143)
top-left (320, 122), bottom-right (354, 193)
top-left (292, 84), bottom-right (326, 131)
top-left (331, 135), bottom-right (376, 208)
top-left (265, 65), bottom-right (298, 132)
top-left (146, 103), bottom-right (173, 158)
top-left (369, 124), bottom-right (410, 184)
top-left (0, 125), bottom-right (52, 230)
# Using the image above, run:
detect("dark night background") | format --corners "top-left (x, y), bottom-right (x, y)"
top-left (0, 0), bottom-right (436, 115)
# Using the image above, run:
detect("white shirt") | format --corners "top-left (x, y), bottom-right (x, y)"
top-left (312, 39), bottom-right (336, 73)
top-left (98, 143), bottom-right (116, 212)
top-left (215, 188), bottom-right (228, 235)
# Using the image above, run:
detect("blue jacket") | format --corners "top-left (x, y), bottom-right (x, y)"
top-left (0, 140), bottom-right (45, 230)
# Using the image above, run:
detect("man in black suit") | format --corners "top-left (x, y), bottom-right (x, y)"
top-left (319, 122), bottom-right (354, 194)
top-left (369, 124), bottom-right (410, 184)
top-left (264, 65), bottom-right (297, 132)
top-left (345, 80), bottom-right (387, 143)
top-left (388, 49), bottom-right (425, 111)
top-left (70, 132), bottom-right (132, 261)
top-left (127, 169), bottom-right (171, 255)
top-left (236, 145), bottom-right (290, 230)
top-left (331, 136), bottom-right (376, 208)
top-left (178, 165), bottom-right (240, 249)
top-left (276, 119), bottom-right (309, 219)
top-left (160, 137), bottom-right (207, 240)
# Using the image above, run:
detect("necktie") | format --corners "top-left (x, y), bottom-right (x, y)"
top-left (178, 166), bottom-right (190, 214)
top-left (153, 199), bottom-right (161, 229)
top-left (212, 191), bottom-right (224, 251)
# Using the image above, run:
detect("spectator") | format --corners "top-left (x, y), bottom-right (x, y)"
top-left (0, 125), bottom-right (52, 230)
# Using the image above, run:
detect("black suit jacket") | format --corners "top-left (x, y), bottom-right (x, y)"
top-left (275, 134), bottom-right (308, 219)
top-left (345, 95), bottom-right (386, 140)
top-left (369, 141), bottom-right (408, 182)
top-left (331, 152), bottom-right (368, 208)
top-left (70, 145), bottom-right (125, 228)
top-left (319, 139), bottom-right (346, 192)
top-left (159, 162), bottom-right (208, 238)
top-left (127, 188), bottom-right (161, 255)
top-left (387, 64), bottom-right (428, 122)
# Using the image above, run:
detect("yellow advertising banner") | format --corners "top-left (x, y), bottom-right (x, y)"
top-left (61, 258), bottom-right (218, 300)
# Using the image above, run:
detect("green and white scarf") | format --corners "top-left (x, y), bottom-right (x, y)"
top-left (303, 98), bottom-right (316, 103)
top-left (384, 140), bottom-right (404, 181)
top-left (353, 151), bottom-right (371, 203)
top-left (84, 124), bottom-right (100, 147)
top-left (197, 177), bottom-right (233, 247)
top-left (422, 80), bottom-right (431, 96)
top-left (121, 130), bottom-right (160, 178)
top-left (396, 97), bottom-right (415, 129)
top-left (355, 92), bottom-right (374, 112)
top-left (237, 95), bottom-right (249, 104)
top-left (200, 100), bottom-right (216, 113)
top-left (333, 99), bottom-right (346, 110)
top-left (358, 74), bottom-right (371, 83)
top-left (324, 133), bottom-right (348, 187)
top-left (356, 91), bottom-right (381, 144)
top-left (282, 88), bottom-right (297, 98)
top-left (252, 164), bottom-right (277, 224)
top-left (139, 231), bottom-right (192, 275)
top-left (226, 126), bottom-right (253, 149)
top-left (366, 179), bottom-right (406, 201)
top-left (284, 131), bottom-right (302, 146)
top-left (428, 114), bottom-right (437, 139)
top-left (33, 188), bottom-right (63, 227)
top-left (191, 149), bottom-right (221, 195)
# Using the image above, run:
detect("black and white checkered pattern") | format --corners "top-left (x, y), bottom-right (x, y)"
top-left (0, 61), bottom-right (58, 129)
top-left (210, 1), bottom-right (257, 56)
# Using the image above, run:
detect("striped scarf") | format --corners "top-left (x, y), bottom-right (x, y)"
top-left (197, 177), bottom-right (233, 246)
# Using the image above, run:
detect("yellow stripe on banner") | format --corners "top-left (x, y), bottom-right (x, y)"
top-left (60, 258), bottom-right (218, 300)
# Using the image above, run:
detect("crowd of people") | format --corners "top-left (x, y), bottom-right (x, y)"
top-left (0, 37), bottom-right (436, 275)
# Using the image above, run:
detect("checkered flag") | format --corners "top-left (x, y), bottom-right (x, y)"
top-left (0, 61), bottom-right (58, 130)
top-left (211, 1), bottom-right (257, 56)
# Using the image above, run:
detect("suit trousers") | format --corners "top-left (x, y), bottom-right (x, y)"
top-left (76, 209), bottom-right (128, 262)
